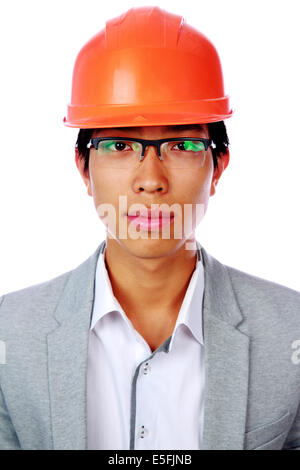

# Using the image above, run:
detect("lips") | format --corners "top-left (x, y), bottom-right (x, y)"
top-left (126, 210), bottom-right (175, 231)
top-left (127, 210), bottom-right (174, 219)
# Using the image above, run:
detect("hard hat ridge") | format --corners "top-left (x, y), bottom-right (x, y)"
top-left (105, 6), bottom-right (184, 50)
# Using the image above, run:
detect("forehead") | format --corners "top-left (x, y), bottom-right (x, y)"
top-left (93, 124), bottom-right (208, 137)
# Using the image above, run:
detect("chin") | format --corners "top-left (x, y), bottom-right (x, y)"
top-left (113, 236), bottom-right (191, 259)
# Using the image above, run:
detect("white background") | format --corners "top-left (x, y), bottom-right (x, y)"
top-left (0, 0), bottom-right (299, 294)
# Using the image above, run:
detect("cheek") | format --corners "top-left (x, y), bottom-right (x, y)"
top-left (175, 167), bottom-right (214, 206)
top-left (173, 164), bottom-right (214, 232)
top-left (89, 160), bottom-right (128, 205)
top-left (89, 168), bottom-right (129, 233)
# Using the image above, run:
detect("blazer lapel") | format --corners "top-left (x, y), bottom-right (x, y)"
top-left (200, 246), bottom-right (250, 450)
top-left (46, 242), bottom-right (104, 450)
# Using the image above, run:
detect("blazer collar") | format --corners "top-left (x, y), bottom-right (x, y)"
top-left (46, 240), bottom-right (250, 450)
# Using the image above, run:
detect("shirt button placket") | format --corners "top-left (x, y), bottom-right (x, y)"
top-left (137, 361), bottom-right (151, 444)
top-left (139, 425), bottom-right (149, 439)
top-left (142, 361), bottom-right (150, 375)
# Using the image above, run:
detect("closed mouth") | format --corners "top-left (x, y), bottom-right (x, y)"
top-left (126, 211), bottom-right (174, 219)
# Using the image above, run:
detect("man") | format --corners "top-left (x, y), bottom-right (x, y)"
top-left (0, 6), bottom-right (300, 450)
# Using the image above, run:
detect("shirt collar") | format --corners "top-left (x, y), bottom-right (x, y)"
top-left (168, 250), bottom-right (204, 350)
top-left (90, 244), bottom-right (127, 331)
top-left (90, 242), bottom-right (204, 347)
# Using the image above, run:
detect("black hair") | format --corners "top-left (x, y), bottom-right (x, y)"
top-left (76, 121), bottom-right (229, 173)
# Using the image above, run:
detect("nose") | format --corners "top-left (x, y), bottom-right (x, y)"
top-left (139, 142), bottom-right (162, 160)
top-left (132, 145), bottom-right (169, 194)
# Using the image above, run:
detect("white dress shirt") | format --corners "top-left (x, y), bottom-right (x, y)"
top-left (87, 242), bottom-right (205, 450)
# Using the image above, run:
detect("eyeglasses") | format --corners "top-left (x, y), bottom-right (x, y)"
top-left (86, 137), bottom-right (214, 169)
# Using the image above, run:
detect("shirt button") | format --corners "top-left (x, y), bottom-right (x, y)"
top-left (142, 362), bottom-right (151, 374)
top-left (138, 426), bottom-right (149, 439)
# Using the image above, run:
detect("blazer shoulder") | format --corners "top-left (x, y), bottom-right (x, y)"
top-left (225, 263), bottom-right (300, 301)
top-left (1, 268), bottom-right (72, 303)
top-left (0, 243), bottom-right (103, 334)
top-left (201, 246), bottom-right (300, 335)
top-left (224, 263), bottom-right (300, 328)
top-left (0, 269), bottom-right (72, 330)
top-left (201, 246), bottom-right (300, 304)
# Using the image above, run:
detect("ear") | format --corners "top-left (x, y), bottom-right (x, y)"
top-left (75, 147), bottom-right (92, 196)
top-left (210, 147), bottom-right (230, 196)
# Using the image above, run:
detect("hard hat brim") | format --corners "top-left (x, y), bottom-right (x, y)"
top-left (63, 97), bottom-right (233, 128)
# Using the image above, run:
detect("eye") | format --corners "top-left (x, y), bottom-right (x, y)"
top-left (172, 140), bottom-right (205, 152)
top-left (103, 140), bottom-right (132, 152)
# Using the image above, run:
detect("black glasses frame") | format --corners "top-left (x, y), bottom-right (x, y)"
top-left (87, 136), bottom-right (213, 161)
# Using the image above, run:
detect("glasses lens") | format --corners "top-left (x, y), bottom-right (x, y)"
top-left (93, 139), bottom-right (208, 169)
top-left (95, 140), bottom-right (142, 168)
top-left (161, 140), bottom-right (207, 168)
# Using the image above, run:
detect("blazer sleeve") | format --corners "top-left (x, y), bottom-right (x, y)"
top-left (283, 401), bottom-right (300, 450)
top-left (0, 384), bottom-right (21, 450)
top-left (0, 295), bottom-right (21, 449)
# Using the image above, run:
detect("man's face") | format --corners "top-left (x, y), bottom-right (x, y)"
top-left (75, 124), bottom-right (229, 258)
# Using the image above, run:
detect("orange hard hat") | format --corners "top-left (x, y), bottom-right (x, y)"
top-left (64, 6), bottom-right (233, 128)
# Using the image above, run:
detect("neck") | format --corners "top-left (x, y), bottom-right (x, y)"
top-left (103, 238), bottom-right (198, 322)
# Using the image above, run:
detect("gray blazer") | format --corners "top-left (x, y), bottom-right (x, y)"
top-left (0, 240), bottom-right (300, 450)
